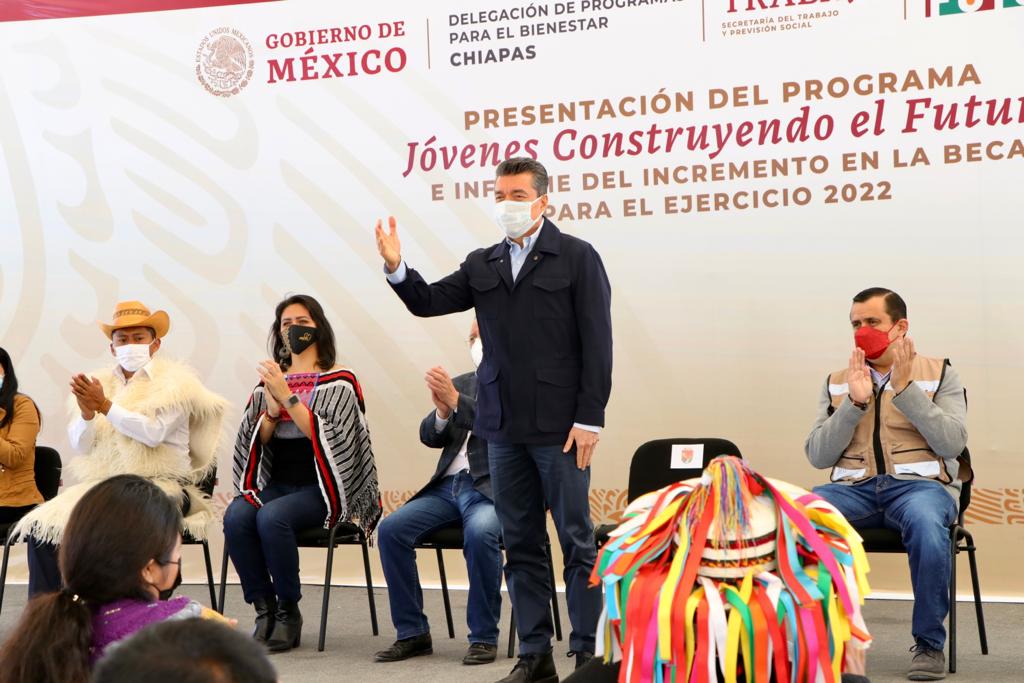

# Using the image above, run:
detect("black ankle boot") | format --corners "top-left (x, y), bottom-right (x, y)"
top-left (252, 596), bottom-right (277, 643)
top-left (266, 599), bottom-right (302, 653)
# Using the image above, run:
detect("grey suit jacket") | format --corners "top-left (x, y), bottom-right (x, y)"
top-left (415, 371), bottom-right (491, 500)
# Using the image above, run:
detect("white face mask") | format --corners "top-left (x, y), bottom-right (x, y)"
top-left (469, 337), bottom-right (484, 368)
top-left (115, 344), bottom-right (152, 373)
top-left (493, 196), bottom-right (544, 240)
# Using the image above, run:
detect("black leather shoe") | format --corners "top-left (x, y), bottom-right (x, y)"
top-left (265, 599), bottom-right (302, 653)
top-left (463, 642), bottom-right (498, 665)
top-left (568, 650), bottom-right (594, 670)
top-left (495, 650), bottom-right (558, 683)
top-left (251, 596), bottom-right (277, 643)
top-left (374, 633), bottom-right (433, 662)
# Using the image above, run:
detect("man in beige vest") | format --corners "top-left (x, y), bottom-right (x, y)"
top-left (805, 287), bottom-right (967, 681)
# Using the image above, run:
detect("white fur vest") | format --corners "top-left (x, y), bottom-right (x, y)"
top-left (14, 356), bottom-right (228, 544)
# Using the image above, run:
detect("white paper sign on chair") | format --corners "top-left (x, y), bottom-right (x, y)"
top-left (670, 443), bottom-right (704, 469)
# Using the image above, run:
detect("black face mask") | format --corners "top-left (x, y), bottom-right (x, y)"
top-left (159, 568), bottom-right (182, 601)
top-left (286, 325), bottom-right (318, 356)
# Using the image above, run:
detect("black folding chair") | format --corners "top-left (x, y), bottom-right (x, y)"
top-left (219, 520), bottom-right (378, 652)
top-left (414, 525), bottom-right (562, 658)
top-left (181, 466), bottom-right (218, 609)
top-left (0, 445), bottom-right (62, 614)
top-left (594, 438), bottom-right (742, 548)
top-left (858, 449), bottom-right (988, 673)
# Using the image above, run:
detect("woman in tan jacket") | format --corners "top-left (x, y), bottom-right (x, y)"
top-left (0, 347), bottom-right (43, 523)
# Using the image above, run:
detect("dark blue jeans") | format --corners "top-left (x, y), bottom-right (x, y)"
top-left (488, 442), bottom-right (601, 655)
top-left (813, 475), bottom-right (958, 651)
top-left (377, 471), bottom-right (502, 645)
top-left (223, 482), bottom-right (327, 604)
top-left (26, 539), bottom-right (61, 597)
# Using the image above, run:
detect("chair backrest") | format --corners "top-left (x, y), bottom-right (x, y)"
top-left (626, 438), bottom-right (742, 503)
top-left (33, 446), bottom-right (63, 501)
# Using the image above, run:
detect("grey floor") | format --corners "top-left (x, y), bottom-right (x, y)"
top-left (0, 583), bottom-right (1017, 682)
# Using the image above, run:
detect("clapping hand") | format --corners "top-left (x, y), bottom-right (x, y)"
top-left (890, 336), bottom-right (916, 394)
top-left (70, 374), bottom-right (106, 418)
top-left (847, 348), bottom-right (873, 405)
top-left (425, 366), bottom-right (458, 419)
top-left (257, 361), bottom-right (290, 404)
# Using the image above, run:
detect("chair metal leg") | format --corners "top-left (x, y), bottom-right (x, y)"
top-left (0, 530), bottom-right (13, 616)
top-left (359, 536), bottom-right (379, 637)
top-left (545, 539), bottom-right (563, 642)
top-left (201, 540), bottom-right (217, 610)
top-left (218, 542), bottom-right (230, 614)
top-left (319, 534), bottom-right (336, 652)
top-left (508, 608), bottom-right (516, 659)
top-left (949, 532), bottom-right (957, 674)
top-left (964, 530), bottom-right (988, 655)
top-left (436, 548), bottom-right (455, 639)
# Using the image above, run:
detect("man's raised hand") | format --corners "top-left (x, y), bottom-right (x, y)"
top-left (375, 216), bottom-right (402, 273)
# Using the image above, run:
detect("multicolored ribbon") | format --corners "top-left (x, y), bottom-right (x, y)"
top-left (592, 456), bottom-right (872, 683)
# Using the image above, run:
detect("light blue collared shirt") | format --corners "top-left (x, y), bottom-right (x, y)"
top-left (870, 367), bottom-right (892, 389)
top-left (507, 222), bottom-right (542, 281)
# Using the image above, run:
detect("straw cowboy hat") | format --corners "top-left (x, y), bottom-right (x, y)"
top-left (99, 301), bottom-right (171, 339)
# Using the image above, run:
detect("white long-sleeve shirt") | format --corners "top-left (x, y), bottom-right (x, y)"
top-left (67, 361), bottom-right (190, 472)
top-left (434, 410), bottom-right (471, 477)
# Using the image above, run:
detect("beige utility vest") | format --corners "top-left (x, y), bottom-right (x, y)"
top-left (827, 355), bottom-right (954, 484)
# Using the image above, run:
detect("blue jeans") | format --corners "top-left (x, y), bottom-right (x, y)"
top-left (223, 482), bottom-right (327, 604)
top-left (377, 471), bottom-right (502, 645)
top-left (813, 475), bottom-right (957, 650)
top-left (488, 442), bottom-right (601, 655)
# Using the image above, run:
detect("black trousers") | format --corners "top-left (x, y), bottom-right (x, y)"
top-left (0, 505), bottom-right (36, 525)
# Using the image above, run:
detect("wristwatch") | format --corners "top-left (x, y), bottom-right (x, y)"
top-left (850, 396), bottom-right (869, 411)
top-left (285, 394), bottom-right (301, 409)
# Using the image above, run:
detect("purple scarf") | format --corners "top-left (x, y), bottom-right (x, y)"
top-left (90, 596), bottom-right (191, 662)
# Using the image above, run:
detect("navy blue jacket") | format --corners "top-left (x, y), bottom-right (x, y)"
top-left (415, 372), bottom-right (491, 499)
top-left (389, 219), bottom-right (613, 445)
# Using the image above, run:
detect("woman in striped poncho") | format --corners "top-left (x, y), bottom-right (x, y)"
top-left (224, 294), bottom-right (381, 654)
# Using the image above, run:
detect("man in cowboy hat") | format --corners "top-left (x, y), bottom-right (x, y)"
top-left (16, 301), bottom-right (227, 595)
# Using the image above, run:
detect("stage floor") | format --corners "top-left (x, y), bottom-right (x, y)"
top-left (0, 583), bottom-right (1016, 682)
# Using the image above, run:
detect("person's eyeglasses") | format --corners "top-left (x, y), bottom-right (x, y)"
top-left (157, 557), bottom-right (182, 569)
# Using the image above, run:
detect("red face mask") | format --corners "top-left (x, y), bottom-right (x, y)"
top-left (854, 325), bottom-right (893, 360)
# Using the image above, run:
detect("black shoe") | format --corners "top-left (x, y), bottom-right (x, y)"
top-left (374, 633), bottom-right (433, 662)
top-left (265, 599), bottom-right (302, 653)
top-left (251, 596), bottom-right (277, 643)
top-left (568, 650), bottom-right (593, 670)
top-left (495, 650), bottom-right (558, 683)
top-left (463, 642), bottom-right (498, 665)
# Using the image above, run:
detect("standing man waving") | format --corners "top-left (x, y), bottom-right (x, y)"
top-left (375, 157), bottom-right (612, 683)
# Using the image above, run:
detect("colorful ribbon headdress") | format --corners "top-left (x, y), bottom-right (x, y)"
top-left (591, 456), bottom-right (871, 683)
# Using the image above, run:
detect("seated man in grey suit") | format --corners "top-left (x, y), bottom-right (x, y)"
top-left (375, 321), bottom-right (502, 666)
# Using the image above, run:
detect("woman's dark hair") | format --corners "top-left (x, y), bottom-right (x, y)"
top-left (0, 347), bottom-right (40, 430)
top-left (268, 293), bottom-right (337, 371)
top-left (0, 347), bottom-right (19, 429)
top-left (0, 475), bottom-right (182, 683)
